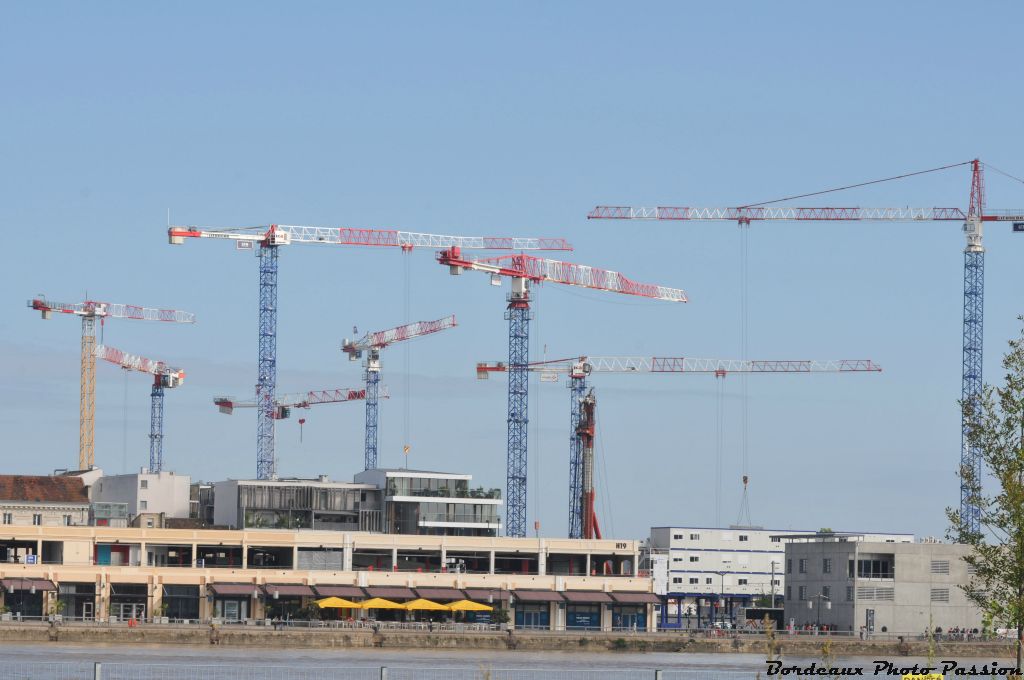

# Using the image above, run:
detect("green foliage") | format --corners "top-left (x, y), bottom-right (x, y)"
top-left (947, 318), bottom-right (1024, 672)
top-left (490, 607), bottom-right (509, 624)
top-left (611, 637), bottom-right (629, 650)
top-left (818, 528), bottom-right (834, 534)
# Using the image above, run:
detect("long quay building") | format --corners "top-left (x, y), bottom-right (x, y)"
top-left (0, 526), bottom-right (656, 631)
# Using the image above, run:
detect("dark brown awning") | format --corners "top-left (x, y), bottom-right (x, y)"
top-left (208, 583), bottom-right (256, 597)
top-left (364, 586), bottom-right (415, 599)
top-left (414, 588), bottom-right (465, 601)
top-left (512, 589), bottom-right (564, 603)
top-left (562, 590), bottom-right (613, 604)
top-left (463, 588), bottom-right (509, 602)
top-left (263, 584), bottom-right (314, 597)
top-left (314, 585), bottom-right (366, 599)
top-left (1, 578), bottom-right (55, 592)
top-left (610, 592), bottom-right (660, 604)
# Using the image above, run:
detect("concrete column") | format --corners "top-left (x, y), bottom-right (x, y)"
top-left (537, 540), bottom-right (546, 576)
top-left (585, 553), bottom-right (591, 576)
top-left (440, 546), bottom-right (447, 572)
top-left (191, 543), bottom-right (197, 568)
top-left (35, 539), bottom-right (42, 560)
top-left (150, 580), bottom-right (162, 621)
top-left (343, 543), bottom-right (353, 572)
top-left (199, 590), bottom-right (211, 622)
top-left (648, 603), bottom-right (656, 632)
top-left (241, 543), bottom-right (248, 569)
top-left (252, 592), bottom-right (264, 620)
top-left (601, 603), bottom-right (612, 632)
top-left (633, 550), bottom-right (640, 577)
top-left (139, 542), bottom-right (147, 567)
top-left (488, 550), bottom-right (495, 574)
top-left (391, 548), bottom-right (398, 571)
top-left (98, 578), bottom-right (110, 623)
top-left (292, 546), bottom-right (298, 570)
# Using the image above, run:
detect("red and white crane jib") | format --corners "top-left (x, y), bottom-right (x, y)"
top-left (343, 315), bottom-right (458, 356)
top-left (214, 387), bottom-right (386, 415)
top-left (438, 250), bottom-right (689, 303)
top-left (589, 206), bottom-right (1024, 223)
top-left (28, 299), bottom-right (196, 324)
top-left (168, 225), bottom-right (573, 251)
top-left (94, 345), bottom-right (186, 385)
top-left (477, 356), bottom-right (882, 378)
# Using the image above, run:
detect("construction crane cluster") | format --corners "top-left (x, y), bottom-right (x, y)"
top-left (26, 158), bottom-right (1023, 540)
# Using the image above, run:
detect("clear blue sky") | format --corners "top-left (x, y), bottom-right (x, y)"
top-left (3, 2), bottom-right (1023, 540)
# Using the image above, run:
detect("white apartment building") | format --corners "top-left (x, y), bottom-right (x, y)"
top-left (649, 526), bottom-right (913, 628)
top-left (91, 470), bottom-right (192, 521)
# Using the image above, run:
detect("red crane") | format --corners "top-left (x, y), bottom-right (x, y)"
top-left (439, 248), bottom-right (687, 537)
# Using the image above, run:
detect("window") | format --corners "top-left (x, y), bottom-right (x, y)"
top-left (798, 586), bottom-right (807, 601)
top-left (140, 480), bottom-right (148, 489)
top-left (63, 515), bottom-right (72, 526)
top-left (772, 579), bottom-right (780, 586)
top-left (672, 577), bottom-right (683, 584)
top-left (146, 519), bottom-right (154, 528)
top-left (771, 536), bottom-right (781, 543)
top-left (689, 556), bottom-right (699, 563)
top-left (786, 586), bottom-right (792, 601)
top-left (673, 557), bottom-right (683, 563)
top-left (846, 586), bottom-right (854, 601)
top-left (856, 555), bottom-right (895, 579)
top-left (673, 534), bottom-right (683, 540)
top-left (930, 588), bottom-right (950, 603)
top-left (786, 558), bottom-right (792, 574)
top-left (822, 586), bottom-right (831, 600)
top-left (689, 577), bottom-right (699, 584)
top-left (856, 586), bottom-right (895, 601)
top-left (739, 535), bottom-right (749, 542)
top-left (140, 500), bottom-right (148, 510)
top-left (705, 577), bottom-right (713, 584)
top-left (930, 560), bottom-right (950, 574)
top-left (823, 558), bottom-right (832, 574)
top-left (738, 578), bottom-right (748, 585)
top-left (2, 512), bottom-right (11, 525)
top-left (848, 559), bottom-right (855, 578)
top-left (798, 558), bottom-right (808, 574)
top-left (32, 514), bottom-right (42, 526)
top-left (690, 533), bottom-right (700, 540)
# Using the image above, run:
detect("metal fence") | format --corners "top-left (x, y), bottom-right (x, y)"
top-left (0, 664), bottom-right (760, 680)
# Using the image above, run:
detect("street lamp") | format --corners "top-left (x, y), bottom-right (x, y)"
top-left (807, 592), bottom-right (831, 631)
top-left (713, 571), bottom-right (727, 627)
top-left (769, 560), bottom-right (781, 608)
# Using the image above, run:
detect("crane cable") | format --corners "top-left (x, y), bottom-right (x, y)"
top-left (738, 160), bottom-right (972, 208)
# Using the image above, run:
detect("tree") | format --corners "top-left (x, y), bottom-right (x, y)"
top-left (948, 318), bottom-right (1024, 673)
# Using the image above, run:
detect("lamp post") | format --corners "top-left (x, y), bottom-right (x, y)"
top-left (770, 560), bottom-right (780, 608)
top-left (807, 592), bottom-right (831, 632)
top-left (714, 571), bottom-right (727, 627)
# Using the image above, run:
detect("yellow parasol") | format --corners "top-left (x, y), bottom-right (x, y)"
top-left (447, 599), bottom-right (494, 612)
top-left (403, 598), bottom-right (450, 611)
top-left (359, 597), bottom-right (405, 610)
top-left (315, 596), bottom-right (362, 609)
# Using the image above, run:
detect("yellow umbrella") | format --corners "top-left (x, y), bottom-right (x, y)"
top-left (315, 596), bottom-right (362, 609)
top-left (403, 598), bottom-right (450, 611)
top-left (447, 600), bottom-right (494, 612)
top-left (359, 597), bottom-right (405, 610)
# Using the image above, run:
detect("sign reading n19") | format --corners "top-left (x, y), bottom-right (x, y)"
top-left (1013, 222), bottom-right (1024, 232)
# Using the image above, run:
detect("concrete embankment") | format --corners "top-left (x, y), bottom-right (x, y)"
top-left (0, 624), bottom-right (1012, 657)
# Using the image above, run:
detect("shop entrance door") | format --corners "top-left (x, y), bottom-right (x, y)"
top-left (81, 601), bottom-right (93, 621)
top-left (116, 603), bottom-right (145, 621)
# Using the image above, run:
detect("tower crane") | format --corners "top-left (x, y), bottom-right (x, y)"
top-left (439, 248), bottom-right (687, 537)
top-left (588, 159), bottom-right (1024, 534)
top-left (342, 315), bottom-right (457, 471)
top-left (169, 224), bottom-right (571, 481)
top-left (214, 387), bottom-right (380, 417)
top-left (94, 345), bottom-right (185, 473)
top-left (478, 356), bottom-right (882, 539)
top-left (27, 297), bottom-right (196, 470)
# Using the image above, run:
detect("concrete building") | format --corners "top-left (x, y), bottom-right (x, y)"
top-left (354, 468), bottom-right (502, 537)
top-left (91, 471), bottom-right (191, 522)
top-left (213, 477), bottom-right (382, 532)
top-left (0, 525), bottom-right (654, 629)
top-left (780, 532), bottom-right (981, 634)
top-left (649, 525), bottom-right (913, 628)
top-left (0, 475), bottom-right (90, 533)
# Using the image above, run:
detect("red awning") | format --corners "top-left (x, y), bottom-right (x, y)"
top-left (413, 588), bottom-right (465, 601)
top-left (511, 590), bottom-right (565, 603)
top-left (314, 585), bottom-right (366, 599)
top-left (562, 590), bottom-right (613, 604)
top-left (364, 587), bottom-right (415, 599)
top-left (1, 578), bottom-right (55, 592)
top-left (208, 583), bottom-right (256, 597)
top-left (463, 588), bottom-right (509, 602)
top-left (263, 584), bottom-right (314, 597)
top-left (610, 592), bottom-right (660, 604)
